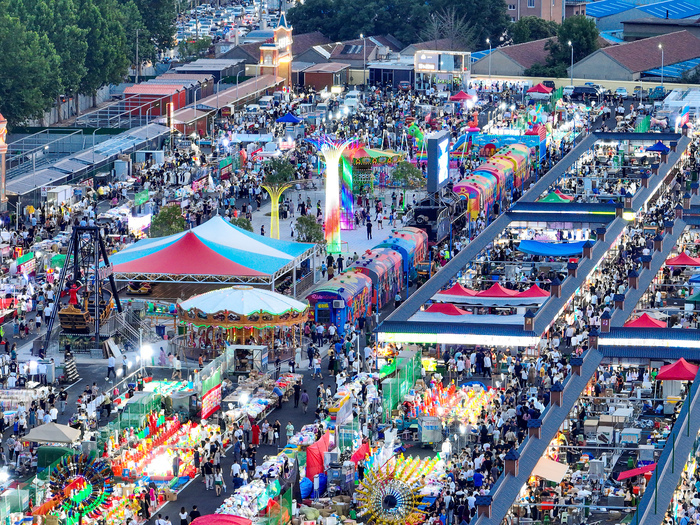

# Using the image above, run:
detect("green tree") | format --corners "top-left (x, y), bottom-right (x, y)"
top-left (0, 14), bottom-right (62, 126)
top-left (510, 16), bottom-right (559, 44)
top-left (178, 36), bottom-right (212, 61)
top-left (135, 0), bottom-right (175, 54)
top-left (6, 0), bottom-right (88, 115)
top-left (150, 205), bottom-right (186, 237)
top-left (295, 215), bottom-right (325, 244)
top-left (525, 16), bottom-right (598, 77)
top-left (77, 0), bottom-right (130, 99)
top-left (391, 161), bottom-right (425, 209)
top-left (420, 7), bottom-right (478, 50)
top-left (118, 0), bottom-right (153, 73)
top-left (230, 217), bottom-right (253, 232)
top-left (262, 158), bottom-right (296, 239)
top-left (428, 0), bottom-right (509, 48)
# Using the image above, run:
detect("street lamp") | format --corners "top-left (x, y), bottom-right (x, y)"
top-left (214, 79), bottom-right (223, 139)
top-left (193, 86), bottom-right (202, 137)
top-left (32, 145), bottom-right (49, 207)
top-left (659, 43), bottom-right (664, 87)
top-left (360, 34), bottom-right (366, 87)
top-left (235, 70), bottom-right (243, 109)
top-left (145, 107), bottom-right (152, 139)
top-left (486, 38), bottom-right (492, 81)
top-left (568, 41), bottom-right (574, 87)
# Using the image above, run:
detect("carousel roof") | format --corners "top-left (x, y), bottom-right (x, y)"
top-left (179, 285), bottom-right (308, 316)
top-left (111, 216), bottom-right (315, 281)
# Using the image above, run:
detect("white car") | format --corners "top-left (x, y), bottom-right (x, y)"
top-left (563, 85), bottom-right (574, 97)
top-left (615, 87), bottom-right (628, 98)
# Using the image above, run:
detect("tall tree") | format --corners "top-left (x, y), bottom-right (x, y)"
top-left (4, 0), bottom-right (88, 116)
top-left (525, 16), bottom-right (598, 77)
top-left (77, 0), bottom-right (130, 98)
top-left (420, 7), bottom-right (478, 50)
top-left (136, 0), bottom-right (176, 55)
top-left (428, 0), bottom-right (509, 48)
top-left (510, 16), bottom-right (559, 44)
top-left (118, 0), bottom-right (153, 71)
top-left (0, 13), bottom-right (62, 126)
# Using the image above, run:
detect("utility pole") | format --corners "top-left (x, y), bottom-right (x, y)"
top-left (195, 0), bottom-right (199, 41)
top-left (135, 28), bottom-right (139, 84)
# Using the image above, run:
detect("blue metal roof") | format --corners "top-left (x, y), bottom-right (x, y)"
top-left (600, 30), bottom-right (625, 43)
top-left (637, 0), bottom-right (700, 18)
top-left (644, 57), bottom-right (700, 79)
top-left (470, 49), bottom-right (493, 63)
top-left (586, 0), bottom-right (634, 18)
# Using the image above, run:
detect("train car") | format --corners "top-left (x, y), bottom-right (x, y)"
top-left (306, 271), bottom-right (372, 331)
top-left (375, 236), bottom-right (417, 278)
top-left (349, 248), bottom-right (403, 310)
top-left (453, 143), bottom-right (530, 219)
top-left (393, 227), bottom-right (429, 263)
top-left (491, 143), bottom-right (530, 190)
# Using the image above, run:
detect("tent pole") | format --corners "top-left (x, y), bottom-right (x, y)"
top-left (293, 265), bottom-right (297, 298)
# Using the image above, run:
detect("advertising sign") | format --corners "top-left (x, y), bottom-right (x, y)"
top-left (426, 130), bottom-right (450, 193)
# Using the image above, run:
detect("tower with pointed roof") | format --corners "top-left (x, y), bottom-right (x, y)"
top-left (259, 13), bottom-right (293, 88)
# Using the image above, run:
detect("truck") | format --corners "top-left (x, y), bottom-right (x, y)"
top-left (648, 86), bottom-right (667, 101)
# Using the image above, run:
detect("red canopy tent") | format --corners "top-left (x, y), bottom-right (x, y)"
top-left (617, 463), bottom-right (657, 481)
top-left (476, 283), bottom-right (519, 297)
top-left (191, 516), bottom-right (253, 525)
top-left (656, 358), bottom-right (699, 381)
top-left (426, 303), bottom-right (470, 315)
top-left (450, 91), bottom-right (475, 101)
top-left (554, 189), bottom-right (575, 201)
top-left (527, 83), bottom-right (553, 94)
top-left (666, 253), bottom-right (700, 266)
top-left (350, 442), bottom-right (371, 464)
top-left (518, 284), bottom-right (551, 298)
top-left (438, 283), bottom-right (477, 297)
top-left (306, 432), bottom-right (331, 480)
top-left (623, 313), bottom-right (667, 328)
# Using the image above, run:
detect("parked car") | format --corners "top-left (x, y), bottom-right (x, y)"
top-left (648, 86), bottom-right (667, 101)
top-left (562, 85), bottom-right (575, 97)
top-left (398, 80), bottom-right (412, 91)
top-left (572, 85), bottom-right (602, 100)
top-left (615, 87), bottom-right (628, 98)
top-left (542, 80), bottom-right (556, 89)
top-left (633, 86), bottom-right (647, 100)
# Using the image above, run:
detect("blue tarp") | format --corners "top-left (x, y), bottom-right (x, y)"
top-left (517, 240), bottom-right (587, 257)
top-left (689, 274), bottom-right (700, 284)
top-left (276, 112), bottom-right (302, 123)
top-left (646, 141), bottom-right (670, 153)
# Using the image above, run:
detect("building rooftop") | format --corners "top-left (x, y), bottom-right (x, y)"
top-left (637, 0), bottom-right (700, 19)
top-left (500, 38), bottom-right (554, 69)
top-left (601, 30), bottom-right (700, 73)
top-left (304, 62), bottom-right (350, 73)
top-left (586, 0), bottom-right (634, 18)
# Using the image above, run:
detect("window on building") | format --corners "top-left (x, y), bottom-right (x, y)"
top-left (508, 3), bottom-right (516, 9)
top-left (511, 15), bottom-right (516, 20)
top-left (528, 0), bottom-right (535, 7)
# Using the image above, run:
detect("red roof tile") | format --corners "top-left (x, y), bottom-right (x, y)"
top-left (501, 38), bottom-right (554, 69)
top-left (601, 30), bottom-right (700, 72)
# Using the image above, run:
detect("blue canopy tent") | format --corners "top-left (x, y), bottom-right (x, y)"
top-left (276, 112), bottom-right (302, 124)
top-left (689, 274), bottom-right (700, 284)
top-left (646, 141), bottom-right (670, 153)
top-left (517, 240), bottom-right (587, 257)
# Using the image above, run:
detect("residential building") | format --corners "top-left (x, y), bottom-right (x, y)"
top-left (569, 30), bottom-right (700, 80)
top-left (505, 0), bottom-right (563, 23)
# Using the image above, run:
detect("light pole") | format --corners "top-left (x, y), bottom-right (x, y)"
top-left (92, 128), bottom-right (101, 165)
top-left (486, 38), bottom-right (492, 81)
top-left (659, 43), bottom-right (664, 87)
top-left (214, 79), bottom-right (223, 139)
top-left (235, 70), bottom-right (243, 109)
top-left (568, 41), bottom-right (574, 87)
top-left (193, 86), bottom-right (202, 137)
top-left (145, 108), bottom-right (152, 140)
top-left (360, 34), bottom-right (366, 88)
top-left (32, 145), bottom-right (49, 207)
